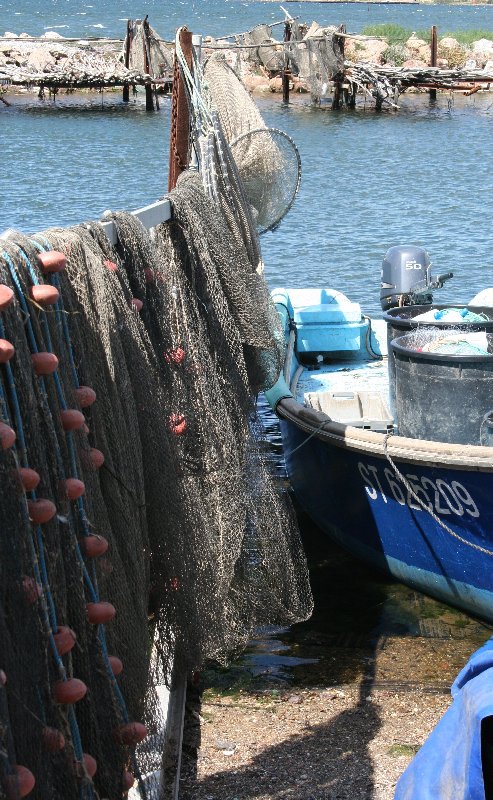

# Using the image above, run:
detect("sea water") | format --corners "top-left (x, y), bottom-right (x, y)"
top-left (1, 0), bottom-right (493, 315)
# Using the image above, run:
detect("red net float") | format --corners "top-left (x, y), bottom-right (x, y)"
top-left (17, 467), bottom-right (40, 491)
top-left (61, 478), bottom-right (85, 501)
top-left (0, 284), bottom-right (14, 311)
top-left (74, 385), bottom-right (96, 408)
top-left (79, 535), bottom-right (108, 558)
top-left (0, 339), bottom-right (14, 364)
top-left (104, 259), bottom-right (118, 273)
top-left (27, 498), bottom-right (56, 525)
top-left (31, 352), bottom-right (58, 376)
top-left (4, 765), bottom-right (36, 798)
top-left (144, 267), bottom-right (155, 283)
top-left (82, 448), bottom-right (104, 470)
top-left (122, 771), bottom-right (135, 792)
top-left (113, 722), bottom-right (148, 746)
top-left (53, 625), bottom-right (76, 656)
top-left (108, 655), bottom-right (123, 676)
top-left (82, 423), bottom-right (90, 435)
top-left (28, 284), bottom-right (60, 306)
top-left (60, 409), bottom-right (85, 431)
top-left (37, 251), bottom-right (66, 274)
top-left (0, 422), bottom-right (16, 450)
top-left (83, 754), bottom-right (97, 778)
top-left (129, 298), bottom-right (143, 312)
top-left (22, 576), bottom-right (42, 605)
top-left (52, 677), bottom-right (87, 704)
top-left (164, 347), bottom-right (185, 366)
top-left (167, 413), bottom-right (187, 436)
top-left (0, 670), bottom-right (6, 687)
top-left (41, 727), bottom-right (65, 753)
top-left (86, 601), bottom-right (116, 624)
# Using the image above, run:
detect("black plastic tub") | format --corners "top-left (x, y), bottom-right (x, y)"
top-left (384, 305), bottom-right (493, 416)
top-left (391, 329), bottom-right (493, 445)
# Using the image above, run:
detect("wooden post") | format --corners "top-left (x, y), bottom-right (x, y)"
top-left (168, 27), bottom-right (193, 191)
top-left (123, 19), bottom-right (132, 102)
top-left (160, 670), bottom-right (187, 800)
top-left (143, 15), bottom-right (155, 111)
top-left (332, 26), bottom-right (345, 110)
top-left (282, 21), bottom-right (292, 104)
top-left (430, 25), bottom-right (437, 102)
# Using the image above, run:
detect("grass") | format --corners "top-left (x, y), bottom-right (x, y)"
top-left (360, 23), bottom-right (493, 46)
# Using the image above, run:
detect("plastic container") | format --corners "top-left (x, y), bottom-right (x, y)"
top-left (391, 329), bottom-right (493, 445)
top-left (384, 304), bottom-right (493, 416)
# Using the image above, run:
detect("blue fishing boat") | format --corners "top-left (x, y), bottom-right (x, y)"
top-left (265, 245), bottom-right (493, 622)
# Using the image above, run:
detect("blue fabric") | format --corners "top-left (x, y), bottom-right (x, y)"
top-left (394, 637), bottom-right (493, 800)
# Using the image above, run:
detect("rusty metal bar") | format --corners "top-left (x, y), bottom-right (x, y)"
top-left (168, 27), bottom-right (193, 192)
top-left (430, 26), bottom-right (438, 101)
top-left (142, 15), bottom-right (155, 111)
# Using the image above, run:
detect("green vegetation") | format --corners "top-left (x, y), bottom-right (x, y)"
top-left (388, 743), bottom-right (420, 758)
top-left (361, 23), bottom-right (493, 46)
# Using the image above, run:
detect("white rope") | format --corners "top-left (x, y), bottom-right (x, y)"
top-left (383, 432), bottom-right (493, 557)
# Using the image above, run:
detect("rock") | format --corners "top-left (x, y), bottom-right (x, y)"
top-left (439, 37), bottom-right (461, 51)
top-left (42, 31), bottom-right (64, 39)
top-left (26, 47), bottom-right (56, 71)
top-left (437, 58), bottom-right (449, 68)
top-left (484, 60), bottom-right (493, 74)
top-left (438, 37), bottom-right (466, 68)
top-left (464, 58), bottom-right (477, 70)
top-left (346, 39), bottom-right (387, 65)
top-left (214, 740), bottom-right (237, 752)
top-left (243, 74), bottom-right (269, 92)
top-left (287, 694), bottom-right (302, 704)
top-left (402, 59), bottom-right (429, 70)
top-left (471, 39), bottom-right (493, 68)
top-left (269, 76), bottom-right (283, 93)
top-left (3, 32), bottom-right (18, 38)
top-left (406, 35), bottom-right (430, 63)
top-left (19, 32), bottom-right (30, 39)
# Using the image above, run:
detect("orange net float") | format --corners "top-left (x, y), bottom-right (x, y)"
top-left (53, 625), bottom-right (76, 656)
top-left (37, 251), bottom-right (66, 274)
top-left (27, 498), bottom-right (56, 525)
top-left (0, 422), bottom-right (16, 450)
top-left (28, 284), bottom-right (60, 307)
top-left (167, 413), bottom-right (187, 435)
top-left (104, 259), bottom-right (118, 273)
top-left (52, 677), bottom-right (87, 705)
top-left (3, 765), bottom-right (36, 799)
top-left (60, 478), bottom-right (85, 501)
top-left (17, 467), bottom-right (40, 492)
top-left (82, 754), bottom-right (97, 779)
top-left (129, 298), bottom-right (143, 312)
top-left (79, 535), bottom-right (109, 558)
top-left (74, 385), bottom-right (96, 408)
top-left (0, 284), bottom-right (14, 311)
top-left (81, 448), bottom-right (104, 470)
top-left (113, 722), bottom-right (148, 746)
top-left (164, 347), bottom-right (185, 365)
top-left (86, 601), bottom-right (116, 625)
top-left (108, 655), bottom-right (123, 676)
top-left (31, 352), bottom-right (58, 376)
top-left (22, 576), bottom-right (42, 605)
top-left (41, 727), bottom-right (65, 753)
top-left (0, 339), bottom-right (14, 364)
top-left (60, 409), bottom-right (85, 431)
top-left (122, 771), bottom-right (135, 792)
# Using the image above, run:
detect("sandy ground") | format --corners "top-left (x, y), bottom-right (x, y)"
top-left (179, 631), bottom-right (481, 799)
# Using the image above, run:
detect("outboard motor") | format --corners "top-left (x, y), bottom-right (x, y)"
top-left (380, 245), bottom-right (453, 312)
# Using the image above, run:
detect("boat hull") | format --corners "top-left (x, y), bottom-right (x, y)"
top-left (281, 416), bottom-right (493, 621)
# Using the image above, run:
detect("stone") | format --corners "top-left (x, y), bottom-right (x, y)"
top-left (402, 59), bottom-right (429, 70)
top-left (346, 39), bottom-right (388, 65)
top-left (243, 74), bottom-right (269, 92)
top-left (269, 76), bottom-right (283, 93)
top-left (439, 37), bottom-right (461, 51)
top-left (26, 47), bottom-right (56, 71)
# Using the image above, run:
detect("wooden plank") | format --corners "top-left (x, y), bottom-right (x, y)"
top-left (100, 198), bottom-right (172, 245)
top-left (160, 672), bottom-right (187, 800)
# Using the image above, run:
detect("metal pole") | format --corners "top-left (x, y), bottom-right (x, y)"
top-left (168, 27), bottom-right (193, 191)
top-left (430, 26), bottom-right (437, 102)
top-left (123, 19), bottom-right (132, 102)
top-left (282, 21), bottom-right (292, 104)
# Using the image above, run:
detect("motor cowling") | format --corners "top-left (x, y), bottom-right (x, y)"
top-left (380, 245), bottom-right (453, 312)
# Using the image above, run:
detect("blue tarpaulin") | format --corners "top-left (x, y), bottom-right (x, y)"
top-left (395, 638), bottom-right (493, 800)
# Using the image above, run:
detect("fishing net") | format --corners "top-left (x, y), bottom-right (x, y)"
top-left (288, 25), bottom-right (344, 102)
top-left (0, 169), bottom-right (312, 798)
top-left (203, 53), bottom-right (301, 233)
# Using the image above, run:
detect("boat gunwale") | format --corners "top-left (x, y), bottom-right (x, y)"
top-left (277, 396), bottom-right (493, 472)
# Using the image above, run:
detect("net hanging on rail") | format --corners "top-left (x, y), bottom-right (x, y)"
top-left (0, 169), bottom-right (312, 798)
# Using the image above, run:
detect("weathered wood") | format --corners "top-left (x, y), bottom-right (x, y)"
top-left (100, 199), bottom-right (172, 245)
top-left (282, 21), bottom-right (292, 103)
top-left (430, 25), bottom-right (438, 101)
top-left (123, 19), bottom-right (132, 102)
top-left (160, 671), bottom-right (187, 800)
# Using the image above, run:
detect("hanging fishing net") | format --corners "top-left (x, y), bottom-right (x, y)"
top-left (0, 171), bottom-right (312, 800)
top-left (202, 52), bottom-right (302, 233)
top-left (287, 25), bottom-right (344, 102)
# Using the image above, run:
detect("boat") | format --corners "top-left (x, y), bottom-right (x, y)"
top-left (265, 244), bottom-right (493, 622)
